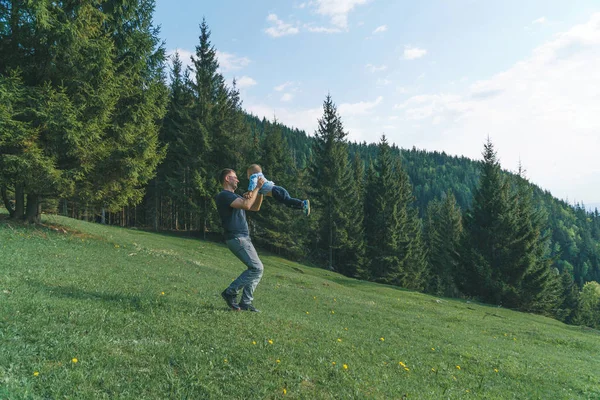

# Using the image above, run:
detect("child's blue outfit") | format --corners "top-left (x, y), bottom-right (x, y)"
top-left (248, 172), bottom-right (305, 211)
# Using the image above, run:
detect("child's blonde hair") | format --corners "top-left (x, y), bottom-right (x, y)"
top-left (247, 164), bottom-right (262, 175)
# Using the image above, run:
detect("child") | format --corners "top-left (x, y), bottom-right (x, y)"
top-left (246, 164), bottom-right (310, 216)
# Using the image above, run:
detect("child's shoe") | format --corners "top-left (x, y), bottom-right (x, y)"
top-left (303, 200), bottom-right (311, 216)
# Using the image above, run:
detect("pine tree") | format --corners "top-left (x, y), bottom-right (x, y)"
top-left (513, 167), bottom-right (560, 313)
top-left (150, 51), bottom-right (196, 230)
top-left (425, 191), bottom-right (463, 297)
top-left (309, 95), bottom-right (363, 274)
top-left (555, 269), bottom-right (579, 323)
top-left (363, 136), bottom-right (427, 289)
top-left (88, 0), bottom-right (168, 215)
top-left (460, 138), bottom-right (513, 303)
top-left (0, 1), bottom-right (120, 222)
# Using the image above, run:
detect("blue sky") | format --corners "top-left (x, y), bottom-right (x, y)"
top-left (154, 0), bottom-right (600, 206)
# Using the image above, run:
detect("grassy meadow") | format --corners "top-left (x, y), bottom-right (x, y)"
top-left (1, 212), bottom-right (599, 399)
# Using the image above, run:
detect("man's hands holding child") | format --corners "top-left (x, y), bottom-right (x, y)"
top-left (243, 177), bottom-right (265, 199)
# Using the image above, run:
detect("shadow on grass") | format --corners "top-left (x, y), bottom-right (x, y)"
top-left (28, 281), bottom-right (223, 313)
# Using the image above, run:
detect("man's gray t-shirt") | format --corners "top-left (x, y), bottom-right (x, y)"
top-left (216, 190), bottom-right (249, 240)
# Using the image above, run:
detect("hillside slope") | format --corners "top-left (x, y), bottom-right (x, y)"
top-left (1, 215), bottom-right (599, 399)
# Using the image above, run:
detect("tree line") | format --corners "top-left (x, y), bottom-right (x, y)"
top-left (1, 4), bottom-right (599, 328)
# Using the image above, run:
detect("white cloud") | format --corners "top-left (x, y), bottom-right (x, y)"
top-left (392, 13), bottom-right (600, 202)
top-left (216, 51), bottom-right (251, 72)
top-left (310, 0), bottom-right (372, 29)
top-left (373, 24), bottom-right (387, 34)
top-left (366, 63), bottom-right (388, 73)
top-left (532, 16), bottom-right (547, 24)
top-left (265, 14), bottom-right (300, 37)
top-left (403, 45), bottom-right (428, 60)
top-left (377, 78), bottom-right (392, 86)
top-left (339, 96), bottom-right (383, 116)
top-left (304, 24), bottom-right (343, 33)
top-left (281, 93), bottom-right (294, 102)
top-left (235, 76), bottom-right (257, 89)
top-left (274, 81), bottom-right (294, 91)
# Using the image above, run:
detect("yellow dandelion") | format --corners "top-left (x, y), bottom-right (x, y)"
top-left (456, 365), bottom-right (461, 370)
top-left (276, 359), bottom-right (281, 363)
top-left (331, 310), bottom-right (335, 314)
top-left (453, 375), bottom-right (457, 381)
top-left (404, 367), bottom-right (410, 371)
top-left (380, 337), bottom-right (385, 341)
top-left (72, 358), bottom-right (78, 363)
top-left (334, 298), bottom-right (337, 302)
top-left (224, 359), bottom-right (228, 363)
top-left (268, 339), bottom-right (273, 345)
top-left (332, 362), bottom-right (336, 365)
top-left (252, 341), bottom-right (257, 345)
top-left (431, 368), bottom-right (436, 372)
top-left (504, 333), bottom-right (508, 337)
top-left (513, 337), bottom-right (517, 341)
top-left (313, 296), bottom-right (316, 300)
top-left (343, 364), bottom-right (348, 370)
top-left (306, 311), bottom-right (309, 314)
top-left (494, 368), bottom-right (499, 373)
top-left (466, 389), bottom-right (470, 393)
top-left (399, 361), bottom-right (406, 367)
top-left (344, 327), bottom-right (348, 331)
top-left (337, 338), bottom-right (342, 342)
top-left (161, 292), bottom-right (165, 295)
top-left (283, 388), bottom-right (287, 395)
top-left (431, 347), bottom-right (435, 351)
top-left (33, 371), bottom-right (39, 376)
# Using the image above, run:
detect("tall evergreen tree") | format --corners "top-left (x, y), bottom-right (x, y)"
top-left (364, 136), bottom-right (427, 289)
top-left (0, 1), bottom-right (121, 222)
top-left (81, 0), bottom-right (167, 215)
top-left (512, 167), bottom-right (560, 312)
top-left (460, 139), bottom-right (511, 302)
top-left (309, 95), bottom-right (364, 274)
top-left (425, 191), bottom-right (463, 297)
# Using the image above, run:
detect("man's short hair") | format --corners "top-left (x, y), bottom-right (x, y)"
top-left (247, 164), bottom-right (262, 174)
top-left (219, 168), bottom-right (235, 184)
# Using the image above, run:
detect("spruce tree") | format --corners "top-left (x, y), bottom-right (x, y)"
top-left (89, 0), bottom-right (168, 214)
top-left (363, 136), bottom-right (427, 289)
top-left (460, 138), bottom-right (513, 303)
top-left (425, 191), bottom-right (463, 297)
top-left (309, 95), bottom-right (363, 274)
top-left (0, 1), bottom-right (120, 222)
top-left (512, 168), bottom-right (560, 312)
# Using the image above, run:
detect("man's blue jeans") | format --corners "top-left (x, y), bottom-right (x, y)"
top-left (224, 236), bottom-right (263, 305)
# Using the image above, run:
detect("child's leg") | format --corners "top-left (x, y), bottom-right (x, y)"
top-left (271, 186), bottom-right (304, 209)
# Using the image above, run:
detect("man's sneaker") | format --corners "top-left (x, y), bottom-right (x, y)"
top-left (221, 290), bottom-right (240, 311)
top-left (240, 303), bottom-right (261, 312)
top-left (303, 200), bottom-right (311, 216)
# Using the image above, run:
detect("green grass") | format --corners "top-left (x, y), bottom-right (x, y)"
top-left (1, 213), bottom-right (599, 399)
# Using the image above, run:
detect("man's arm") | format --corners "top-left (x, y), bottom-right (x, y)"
top-left (249, 193), bottom-right (263, 211)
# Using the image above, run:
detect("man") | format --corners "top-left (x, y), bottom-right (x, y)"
top-left (216, 168), bottom-right (265, 312)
